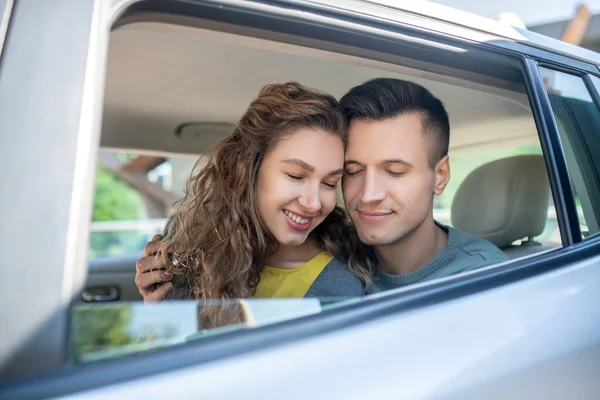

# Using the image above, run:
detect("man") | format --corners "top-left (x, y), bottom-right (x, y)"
top-left (136, 78), bottom-right (508, 299)
top-left (339, 78), bottom-right (507, 292)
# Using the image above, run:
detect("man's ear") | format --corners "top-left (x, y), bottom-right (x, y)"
top-left (433, 155), bottom-right (450, 196)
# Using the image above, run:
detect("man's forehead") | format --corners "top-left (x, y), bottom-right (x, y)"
top-left (345, 115), bottom-right (427, 157)
top-left (348, 114), bottom-right (423, 137)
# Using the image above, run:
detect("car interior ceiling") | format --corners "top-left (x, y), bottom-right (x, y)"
top-left (101, 21), bottom-right (540, 155)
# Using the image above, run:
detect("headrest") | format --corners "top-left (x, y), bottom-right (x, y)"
top-left (451, 155), bottom-right (550, 248)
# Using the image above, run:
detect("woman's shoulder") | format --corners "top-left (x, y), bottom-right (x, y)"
top-left (304, 257), bottom-right (365, 297)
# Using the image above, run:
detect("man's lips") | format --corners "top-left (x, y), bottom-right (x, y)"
top-left (356, 210), bottom-right (394, 222)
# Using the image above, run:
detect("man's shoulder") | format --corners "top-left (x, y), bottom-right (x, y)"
top-left (320, 258), bottom-right (365, 288)
top-left (449, 226), bottom-right (510, 265)
top-left (305, 258), bottom-right (365, 297)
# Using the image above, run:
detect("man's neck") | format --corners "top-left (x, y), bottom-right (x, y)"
top-left (375, 218), bottom-right (448, 275)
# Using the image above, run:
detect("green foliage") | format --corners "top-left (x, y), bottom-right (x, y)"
top-left (93, 166), bottom-right (141, 222)
top-left (90, 166), bottom-right (144, 258)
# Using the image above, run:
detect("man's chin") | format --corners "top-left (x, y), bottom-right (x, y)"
top-left (357, 232), bottom-right (390, 246)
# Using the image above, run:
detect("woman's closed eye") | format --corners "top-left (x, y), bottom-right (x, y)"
top-left (286, 171), bottom-right (338, 189)
top-left (286, 173), bottom-right (304, 181)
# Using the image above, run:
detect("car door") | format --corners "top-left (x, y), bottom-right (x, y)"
top-left (1, 0), bottom-right (600, 399)
top-left (84, 255), bottom-right (143, 302)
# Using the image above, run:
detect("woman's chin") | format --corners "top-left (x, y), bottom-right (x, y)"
top-left (274, 232), bottom-right (310, 247)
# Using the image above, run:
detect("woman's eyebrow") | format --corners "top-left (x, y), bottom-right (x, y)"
top-left (281, 158), bottom-right (314, 172)
top-left (282, 159), bottom-right (342, 176)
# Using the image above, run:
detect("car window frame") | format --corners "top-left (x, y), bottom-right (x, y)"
top-left (3, 0), bottom-right (600, 396)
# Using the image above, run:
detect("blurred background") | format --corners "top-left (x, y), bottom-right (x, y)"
top-left (437, 0), bottom-right (600, 51)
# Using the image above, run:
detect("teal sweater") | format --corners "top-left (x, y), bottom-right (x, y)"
top-left (369, 223), bottom-right (509, 293)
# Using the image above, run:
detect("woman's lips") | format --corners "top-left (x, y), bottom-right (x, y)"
top-left (283, 209), bottom-right (313, 231)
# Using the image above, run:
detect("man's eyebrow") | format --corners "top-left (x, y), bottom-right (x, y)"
top-left (345, 159), bottom-right (413, 167)
top-left (382, 159), bottom-right (413, 167)
top-left (281, 158), bottom-right (314, 172)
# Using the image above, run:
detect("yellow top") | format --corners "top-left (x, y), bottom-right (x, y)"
top-left (253, 251), bottom-right (333, 298)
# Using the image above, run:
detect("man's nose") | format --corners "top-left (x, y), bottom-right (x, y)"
top-left (360, 171), bottom-right (386, 204)
top-left (298, 184), bottom-right (322, 213)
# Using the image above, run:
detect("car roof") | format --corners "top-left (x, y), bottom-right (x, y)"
top-left (288, 0), bottom-right (600, 66)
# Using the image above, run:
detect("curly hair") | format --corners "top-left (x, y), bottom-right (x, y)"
top-left (158, 82), bottom-right (374, 300)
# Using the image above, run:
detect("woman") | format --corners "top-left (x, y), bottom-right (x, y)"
top-left (135, 82), bottom-right (374, 301)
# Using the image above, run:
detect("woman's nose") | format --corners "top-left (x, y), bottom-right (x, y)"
top-left (298, 185), bottom-right (321, 214)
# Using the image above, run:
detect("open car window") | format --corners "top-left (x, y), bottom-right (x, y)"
top-left (72, 3), bottom-right (561, 363)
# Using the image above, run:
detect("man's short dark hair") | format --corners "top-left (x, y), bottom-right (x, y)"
top-left (339, 78), bottom-right (450, 167)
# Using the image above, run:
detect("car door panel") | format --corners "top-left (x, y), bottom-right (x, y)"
top-left (85, 255), bottom-right (142, 302)
top-left (55, 253), bottom-right (600, 399)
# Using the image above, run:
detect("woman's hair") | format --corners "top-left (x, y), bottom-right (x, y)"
top-left (158, 82), bottom-right (374, 299)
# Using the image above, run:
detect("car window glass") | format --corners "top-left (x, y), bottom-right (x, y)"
top-left (69, 298), bottom-right (352, 364)
top-left (539, 67), bottom-right (600, 240)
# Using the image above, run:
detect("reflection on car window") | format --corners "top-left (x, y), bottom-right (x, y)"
top-left (539, 67), bottom-right (600, 240)
top-left (69, 298), bottom-right (358, 364)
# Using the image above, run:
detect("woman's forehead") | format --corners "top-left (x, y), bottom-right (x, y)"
top-left (265, 128), bottom-right (344, 170)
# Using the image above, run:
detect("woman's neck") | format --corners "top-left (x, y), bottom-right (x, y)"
top-left (264, 237), bottom-right (322, 269)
